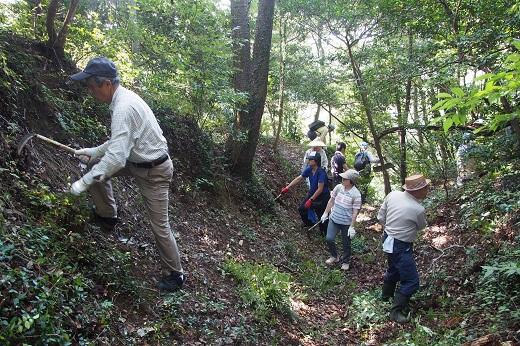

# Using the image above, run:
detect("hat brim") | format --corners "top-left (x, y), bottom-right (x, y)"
top-left (70, 71), bottom-right (92, 81)
top-left (403, 179), bottom-right (431, 191)
top-left (308, 141), bottom-right (326, 147)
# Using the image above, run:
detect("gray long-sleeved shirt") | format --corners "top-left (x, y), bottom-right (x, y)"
top-left (377, 191), bottom-right (427, 242)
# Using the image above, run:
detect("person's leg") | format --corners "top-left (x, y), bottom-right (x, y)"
top-left (314, 192), bottom-right (330, 236)
top-left (325, 220), bottom-right (339, 260)
top-left (86, 160), bottom-right (130, 218)
top-left (131, 160), bottom-right (184, 280)
top-left (339, 223), bottom-right (351, 264)
top-left (390, 241), bottom-right (419, 323)
top-left (395, 245), bottom-right (419, 297)
top-left (298, 198), bottom-right (313, 226)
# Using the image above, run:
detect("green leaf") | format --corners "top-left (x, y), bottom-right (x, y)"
top-left (450, 87), bottom-right (465, 97)
top-left (437, 92), bottom-right (452, 99)
top-left (443, 117), bottom-right (454, 132)
top-left (432, 99), bottom-right (447, 111)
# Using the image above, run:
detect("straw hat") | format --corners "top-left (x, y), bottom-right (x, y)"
top-left (308, 138), bottom-right (326, 147)
top-left (403, 174), bottom-right (431, 191)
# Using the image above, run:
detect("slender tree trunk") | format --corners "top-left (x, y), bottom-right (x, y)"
top-left (46, 0), bottom-right (80, 59)
top-left (229, 0), bottom-right (276, 179)
top-left (413, 83), bottom-right (423, 144)
top-left (274, 14), bottom-right (286, 152)
top-left (345, 33), bottom-right (391, 194)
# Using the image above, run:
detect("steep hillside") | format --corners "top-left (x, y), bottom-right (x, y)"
top-left (1, 33), bottom-right (519, 345)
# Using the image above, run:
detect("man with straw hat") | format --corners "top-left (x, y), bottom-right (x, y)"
top-left (377, 174), bottom-right (430, 323)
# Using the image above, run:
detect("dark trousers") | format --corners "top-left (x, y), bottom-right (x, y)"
top-left (298, 192), bottom-right (330, 235)
top-left (383, 232), bottom-right (420, 297)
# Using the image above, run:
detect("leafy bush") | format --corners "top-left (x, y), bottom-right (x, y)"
top-left (477, 246), bottom-right (520, 330)
top-left (223, 259), bottom-right (293, 322)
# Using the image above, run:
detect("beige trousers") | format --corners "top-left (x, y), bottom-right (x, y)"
top-left (88, 158), bottom-right (183, 274)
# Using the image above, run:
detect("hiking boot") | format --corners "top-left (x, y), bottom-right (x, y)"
top-left (390, 292), bottom-right (410, 324)
top-left (90, 210), bottom-right (119, 232)
top-left (158, 271), bottom-right (186, 292)
top-left (341, 263), bottom-right (350, 271)
top-left (382, 281), bottom-right (397, 302)
top-left (325, 257), bottom-right (339, 266)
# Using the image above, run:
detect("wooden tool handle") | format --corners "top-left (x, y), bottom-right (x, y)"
top-left (35, 134), bottom-right (76, 154)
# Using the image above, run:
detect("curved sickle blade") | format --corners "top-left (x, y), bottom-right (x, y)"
top-left (17, 133), bottom-right (36, 156)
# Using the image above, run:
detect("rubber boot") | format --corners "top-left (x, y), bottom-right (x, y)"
top-left (382, 281), bottom-right (396, 302)
top-left (390, 292), bottom-right (410, 323)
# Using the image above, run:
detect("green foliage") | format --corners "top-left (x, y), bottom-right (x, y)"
top-left (477, 246), bottom-right (520, 330)
top-left (223, 259), bottom-right (294, 322)
top-left (243, 171), bottom-right (276, 213)
top-left (297, 260), bottom-right (348, 295)
top-left (348, 290), bottom-right (387, 331)
top-left (433, 40), bottom-right (520, 133)
top-left (0, 164), bottom-right (138, 344)
top-left (390, 319), bottom-right (465, 346)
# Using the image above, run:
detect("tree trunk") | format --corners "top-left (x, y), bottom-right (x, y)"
top-left (396, 95), bottom-right (406, 186)
top-left (229, 0), bottom-right (276, 179)
top-left (345, 34), bottom-right (391, 195)
top-left (46, 0), bottom-right (80, 59)
top-left (273, 13), bottom-right (286, 152)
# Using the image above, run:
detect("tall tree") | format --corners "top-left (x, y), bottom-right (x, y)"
top-left (46, 0), bottom-right (80, 59)
top-left (229, 0), bottom-right (276, 179)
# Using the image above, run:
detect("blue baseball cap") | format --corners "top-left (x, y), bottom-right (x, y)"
top-left (70, 57), bottom-right (118, 81)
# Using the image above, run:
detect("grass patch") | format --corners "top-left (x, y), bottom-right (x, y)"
top-left (223, 258), bottom-right (294, 322)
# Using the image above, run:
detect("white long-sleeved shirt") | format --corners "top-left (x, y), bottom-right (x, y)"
top-left (302, 148), bottom-right (328, 172)
top-left (377, 191), bottom-right (427, 243)
top-left (83, 86), bottom-right (168, 183)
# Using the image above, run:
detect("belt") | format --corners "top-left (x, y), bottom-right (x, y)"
top-left (129, 154), bottom-right (169, 168)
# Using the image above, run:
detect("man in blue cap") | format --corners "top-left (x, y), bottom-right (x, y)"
top-left (281, 151), bottom-right (330, 235)
top-left (68, 57), bottom-right (185, 292)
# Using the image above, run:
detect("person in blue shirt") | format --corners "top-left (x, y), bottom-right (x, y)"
top-left (281, 151), bottom-right (330, 235)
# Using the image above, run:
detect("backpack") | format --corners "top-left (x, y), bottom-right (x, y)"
top-left (354, 151), bottom-right (371, 173)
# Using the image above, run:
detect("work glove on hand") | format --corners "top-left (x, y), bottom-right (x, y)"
top-left (304, 198), bottom-right (313, 210)
top-left (70, 178), bottom-right (90, 196)
top-left (74, 147), bottom-right (98, 164)
top-left (281, 186), bottom-right (289, 194)
top-left (347, 225), bottom-right (356, 239)
top-left (320, 212), bottom-right (329, 223)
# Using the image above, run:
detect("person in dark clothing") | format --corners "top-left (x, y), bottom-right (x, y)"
top-left (331, 142), bottom-right (348, 186)
top-left (281, 151), bottom-right (330, 235)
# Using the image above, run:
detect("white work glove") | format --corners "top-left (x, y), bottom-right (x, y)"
top-left (348, 225), bottom-right (356, 239)
top-left (321, 212), bottom-right (329, 223)
top-left (74, 147), bottom-right (98, 164)
top-left (70, 178), bottom-right (90, 196)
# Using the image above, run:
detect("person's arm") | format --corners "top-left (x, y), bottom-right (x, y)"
top-left (367, 151), bottom-right (380, 164)
top-left (377, 197), bottom-right (388, 225)
top-left (416, 210), bottom-right (427, 231)
top-left (323, 196), bottom-right (335, 215)
top-left (286, 175), bottom-right (304, 189)
top-left (321, 150), bottom-right (328, 171)
top-left (302, 150), bottom-right (309, 172)
top-left (83, 107), bottom-right (135, 183)
top-left (351, 208), bottom-right (360, 226)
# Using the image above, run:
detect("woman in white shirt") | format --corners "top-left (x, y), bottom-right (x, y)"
top-left (321, 169), bottom-right (362, 270)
